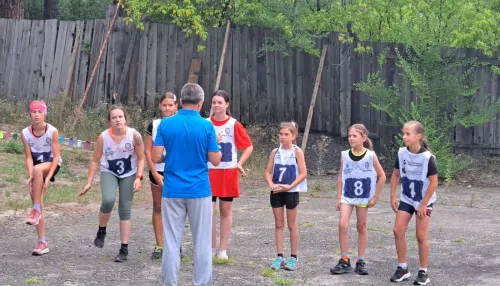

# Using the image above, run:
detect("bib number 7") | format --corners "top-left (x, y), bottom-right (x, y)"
top-left (272, 164), bottom-right (296, 185)
top-left (401, 177), bottom-right (424, 202)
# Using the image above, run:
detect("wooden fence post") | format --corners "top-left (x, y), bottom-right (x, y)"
top-left (340, 35), bottom-right (351, 137)
top-left (301, 43), bottom-right (328, 152)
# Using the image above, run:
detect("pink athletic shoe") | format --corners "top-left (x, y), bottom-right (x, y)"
top-left (26, 209), bottom-right (42, 226)
top-left (32, 241), bottom-right (49, 255)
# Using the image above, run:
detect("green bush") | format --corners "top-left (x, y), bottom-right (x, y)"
top-left (357, 47), bottom-right (500, 181)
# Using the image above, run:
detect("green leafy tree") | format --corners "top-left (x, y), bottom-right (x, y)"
top-left (357, 48), bottom-right (500, 180)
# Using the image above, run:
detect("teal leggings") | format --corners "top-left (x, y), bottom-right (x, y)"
top-left (100, 172), bottom-right (135, 220)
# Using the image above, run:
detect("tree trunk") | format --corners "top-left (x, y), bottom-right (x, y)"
top-left (43, 0), bottom-right (59, 19)
top-left (0, 0), bottom-right (24, 19)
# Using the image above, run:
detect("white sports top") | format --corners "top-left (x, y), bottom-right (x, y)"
top-left (100, 128), bottom-right (138, 178)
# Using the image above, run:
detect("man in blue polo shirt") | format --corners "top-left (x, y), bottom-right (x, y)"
top-left (152, 83), bottom-right (221, 286)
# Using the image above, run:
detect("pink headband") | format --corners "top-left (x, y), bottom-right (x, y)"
top-left (29, 101), bottom-right (47, 114)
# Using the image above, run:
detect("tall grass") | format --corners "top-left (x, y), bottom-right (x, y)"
top-left (0, 93), bottom-right (159, 140)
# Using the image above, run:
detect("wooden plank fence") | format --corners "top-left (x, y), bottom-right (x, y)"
top-left (0, 18), bottom-right (499, 154)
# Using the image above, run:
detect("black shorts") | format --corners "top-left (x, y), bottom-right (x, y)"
top-left (149, 171), bottom-right (164, 186)
top-left (212, 196), bottom-right (234, 202)
top-left (270, 191), bottom-right (299, 209)
top-left (34, 162), bottom-right (60, 182)
top-left (398, 201), bottom-right (434, 217)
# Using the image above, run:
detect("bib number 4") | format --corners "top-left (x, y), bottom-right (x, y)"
top-left (401, 177), bottom-right (424, 202)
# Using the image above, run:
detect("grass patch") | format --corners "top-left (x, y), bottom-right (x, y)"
top-left (335, 249), bottom-right (354, 255)
top-left (0, 141), bottom-right (24, 154)
top-left (24, 278), bottom-right (41, 284)
top-left (367, 226), bottom-right (378, 231)
top-left (146, 219), bottom-right (153, 225)
top-left (181, 257), bottom-right (193, 264)
top-left (214, 208), bottom-right (220, 216)
top-left (451, 238), bottom-right (465, 243)
top-left (274, 278), bottom-right (293, 286)
top-left (298, 222), bottom-right (314, 228)
top-left (213, 257), bottom-right (235, 264)
top-left (260, 268), bottom-right (277, 279)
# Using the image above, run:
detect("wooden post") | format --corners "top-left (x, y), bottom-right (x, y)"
top-left (210, 20), bottom-right (231, 116)
top-left (301, 43), bottom-right (328, 152)
top-left (188, 59), bottom-right (202, 83)
top-left (339, 34), bottom-right (351, 137)
top-left (214, 20), bottom-right (231, 91)
top-left (78, 4), bottom-right (119, 111)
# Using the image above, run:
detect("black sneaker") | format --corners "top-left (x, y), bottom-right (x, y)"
top-left (390, 266), bottom-right (411, 282)
top-left (115, 247), bottom-right (128, 262)
top-left (151, 246), bottom-right (163, 260)
top-left (330, 258), bottom-right (352, 275)
top-left (94, 231), bottom-right (106, 248)
top-left (413, 270), bottom-right (430, 285)
top-left (355, 260), bottom-right (369, 275)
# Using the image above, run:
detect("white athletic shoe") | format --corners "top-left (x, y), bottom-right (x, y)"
top-left (217, 249), bottom-right (228, 260)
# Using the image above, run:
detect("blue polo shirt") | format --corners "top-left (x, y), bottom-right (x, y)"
top-left (154, 109), bottom-right (219, 198)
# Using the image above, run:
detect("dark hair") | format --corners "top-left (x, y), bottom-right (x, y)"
top-left (405, 120), bottom-right (431, 151)
top-left (107, 105), bottom-right (127, 122)
top-left (348, 123), bottom-right (374, 151)
top-left (212, 90), bottom-right (231, 116)
top-left (160, 92), bottom-right (177, 104)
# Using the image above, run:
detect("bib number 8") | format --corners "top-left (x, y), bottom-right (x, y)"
top-left (344, 178), bottom-right (371, 199)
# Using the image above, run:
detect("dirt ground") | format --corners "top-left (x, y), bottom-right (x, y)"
top-left (1, 182), bottom-right (500, 286)
top-left (1, 125), bottom-right (500, 285)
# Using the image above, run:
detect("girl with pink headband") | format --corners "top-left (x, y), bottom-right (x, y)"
top-left (21, 100), bottom-right (63, 255)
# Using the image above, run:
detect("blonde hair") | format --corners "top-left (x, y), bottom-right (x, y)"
top-left (404, 120), bottom-right (431, 151)
top-left (348, 123), bottom-right (374, 151)
top-left (279, 121), bottom-right (299, 143)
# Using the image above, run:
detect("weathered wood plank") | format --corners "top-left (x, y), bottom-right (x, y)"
top-left (256, 29), bottom-right (267, 122)
top-left (156, 24), bottom-right (168, 94)
top-left (76, 20), bottom-right (94, 104)
top-left (58, 21), bottom-right (77, 94)
top-left (174, 26), bottom-right (185, 96)
top-left (71, 21), bottom-right (84, 101)
top-left (136, 23), bottom-right (148, 105)
top-left (16, 20), bottom-right (32, 99)
top-left (38, 19), bottom-right (58, 100)
top-left (295, 49), bottom-right (304, 127)
top-left (117, 29), bottom-right (137, 103)
top-left (0, 19), bottom-right (9, 97)
top-left (145, 23), bottom-right (158, 106)
top-left (339, 36), bottom-right (351, 137)
top-left (48, 21), bottom-right (69, 96)
top-left (28, 20), bottom-right (45, 101)
top-left (239, 27), bottom-right (250, 124)
top-left (232, 27), bottom-right (241, 120)
top-left (90, 19), bottom-right (107, 106)
top-left (274, 43), bottom-right (284, 125)
top-left (187, 59), bottom-right (202, 84)
top-left (6, 20), bottom-right (23, 98)
top-left (248, 28), bottom-right (258, 123)
top-left (0, 19), bottom-right (15, 97)
top-left (165, 24), bottom-right (177, 95)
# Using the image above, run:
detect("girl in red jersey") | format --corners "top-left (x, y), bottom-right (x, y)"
top-left (208, 90), bottom-right (253, 260)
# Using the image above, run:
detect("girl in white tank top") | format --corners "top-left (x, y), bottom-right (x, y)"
top-left (331, 124), bottom-right (386, 275)
top-left (79, 106), bottom-right (145, 262)
top-left (145, 92), bottom-right (178, 259)
top-left (20, 100), bottom-right (62, 256)
top-left (264, 122), bottom-right (307, 271)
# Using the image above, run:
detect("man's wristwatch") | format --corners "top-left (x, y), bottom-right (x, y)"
top-left (136, 175), bottom-right (143, 181)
